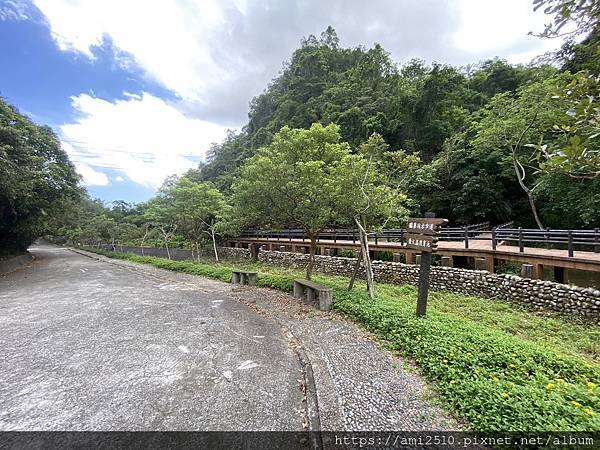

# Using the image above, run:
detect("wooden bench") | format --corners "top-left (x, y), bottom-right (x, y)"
top-left (293, 279), bottom-right (332, 311)
top-left (232, 270), bottom-right (257, 286)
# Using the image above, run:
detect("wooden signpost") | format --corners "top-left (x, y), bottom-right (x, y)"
top-left (406, 213), bottom-right (448, 317)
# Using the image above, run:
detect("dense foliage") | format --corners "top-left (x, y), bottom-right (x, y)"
top-left (0, 98), bottom-right (81, 254)
top-left (186, 25), bottom-right (599, 228)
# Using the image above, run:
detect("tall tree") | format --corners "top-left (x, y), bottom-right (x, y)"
top-left (232, 123), bottom-right (351, 279)
top-left (0, 97), bottom-right (82, 253)
top-left (338, 133), bottom-right (415, 298)
top-left (169, 178), bottom-right (230, 261)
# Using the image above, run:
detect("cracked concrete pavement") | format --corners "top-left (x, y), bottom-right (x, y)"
top-left (0, 245), bottom-right (305, 431)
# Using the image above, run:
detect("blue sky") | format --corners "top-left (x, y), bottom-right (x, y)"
top-left (0, 0), bottom-right (562, 205)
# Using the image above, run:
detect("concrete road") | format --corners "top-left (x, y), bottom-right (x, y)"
top-left (0, 245), bottom-right (304, 431)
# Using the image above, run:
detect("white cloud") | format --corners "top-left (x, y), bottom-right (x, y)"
top-left (32, 0), bottom-right (565, 126)
top-left (115, 176), bottom-right (125, 182)
top-left (0, 1), bottom-right (30, 21)
top-left (33, 0), bottom-right (225, 101)
top-left (453, 0), bottom-right (562, 64)
top-left (72, 160), bottom-right (110, 187)
top-left (60, 93), bottom-right (228, 188)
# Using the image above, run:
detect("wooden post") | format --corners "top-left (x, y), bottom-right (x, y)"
top-left (486, 256), bottom-right (494, 273)
top-left (406, 252), bottom-right (414, 264)
top-left (415, 254), bottom-right (422, 265)
top-left (533, 263), bottom-right (544, 280)
top-left (595, 228), bottom-right (599, 253)
top-left (474, 257), bottom-right (487, 271)
top-left (441, 256), bottom-right (453, 267)
top-left (518, 227), bottom-right (524, 253)
top-left (416, 212), bottom-right (436, 318)
top-left (491, 228), bottom-right (497, 250)
top-left (464, 227), bottom-right (469, 249)
top-left (554, 266), bottom-right (565, 284)
top-left (568, 230), bottom-right (574, 257)
top-left (416, 251), bottom-right (432, 317)
top-left (521, 264), bottom-right (533, 278)
top-left (250, 243), bottom-right (259, 261)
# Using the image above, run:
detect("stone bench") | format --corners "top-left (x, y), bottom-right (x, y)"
top-left (232, 270), bottom-right (257, 286)
top-left (293, 279), bottom-right (332, 311)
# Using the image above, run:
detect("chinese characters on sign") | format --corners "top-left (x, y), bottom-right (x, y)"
top-left (405, 218), bottom-right (448, 253)
top-left (406, 216), bottom-right (448, 317)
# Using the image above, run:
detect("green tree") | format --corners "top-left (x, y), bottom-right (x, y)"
top-left (232, 123), bottom-right (351, 279)
top-left (533, 0), bottom-right (600, 38)
top-left (168, 178), bottom-right (230, 261)
top-left (144, 194), bottom-right (178, 260)
top-left (536, 71), bottom-right (600, 179)
top-left (337, 133), bottom-right (414, 297)
top-left (0, 97), bottom-right (82, 253)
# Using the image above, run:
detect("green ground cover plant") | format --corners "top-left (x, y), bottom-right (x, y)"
top-left (83, 247), bottom-right (599, 431)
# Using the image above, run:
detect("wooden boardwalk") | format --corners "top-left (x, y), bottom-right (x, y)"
top-left (228, 235), bottom-right (600, 277)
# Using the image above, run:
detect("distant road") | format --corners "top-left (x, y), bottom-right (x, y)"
top-left (0, 244), bottom-right (303, 430)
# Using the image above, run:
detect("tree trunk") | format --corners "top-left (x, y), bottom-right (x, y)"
top-left (510, 114), bottom-right (544, 230)
top-left (306, 235), bottom-right (317, 280)
top-left (211, 231), bottom-right (219, 262)
top-left (164, 234), bottom-right (171, 260)
top-left (348, 249), bottom-right (363, 291)
top-left (527, 190), bottom-right (544, 230)
top-left (195, 241), bottom-right (201, 262)
top-left (141, 227), bottom-right (149, 256)
top-left (355, 217), bottom-right (375, 299)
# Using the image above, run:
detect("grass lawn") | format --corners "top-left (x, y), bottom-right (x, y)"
top-left (82, 248), bottom-right (600, 432)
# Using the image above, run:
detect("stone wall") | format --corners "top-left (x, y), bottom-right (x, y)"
top-left (258, 250), bottom-right (600, 317)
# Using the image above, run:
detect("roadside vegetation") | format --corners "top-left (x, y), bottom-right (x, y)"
top-left (83, 247), bottom-right (600, 432)
top-left (49, 0), bottom-right (599, 263)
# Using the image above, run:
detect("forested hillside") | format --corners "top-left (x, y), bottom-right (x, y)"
top-left (189, 26), bottom-right (599, 228)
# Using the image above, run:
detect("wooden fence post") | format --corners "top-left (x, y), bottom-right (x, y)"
top-left (568, 230), bottom-right (574, 257)
top-left (518, 227), bottom-right (524, 253)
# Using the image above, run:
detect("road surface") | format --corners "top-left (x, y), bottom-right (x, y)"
top-left (0, 244), bottom-right (304, 431)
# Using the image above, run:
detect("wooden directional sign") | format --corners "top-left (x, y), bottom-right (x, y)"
top-left (408, 214), bottom-right (448, 318)
top-left (406, 217), bottom-right (448, 252)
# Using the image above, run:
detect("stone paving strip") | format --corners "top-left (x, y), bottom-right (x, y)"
top-left (234, 288), bottom-right (462, 431)
top-left (72, 248), bottom-right (462, 431)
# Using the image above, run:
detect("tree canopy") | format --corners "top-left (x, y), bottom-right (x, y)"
top-left (0, 98), bottom-right (82, 254)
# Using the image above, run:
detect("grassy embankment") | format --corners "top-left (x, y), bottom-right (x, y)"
top-left (82, 247), bottom-right (600, 431)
